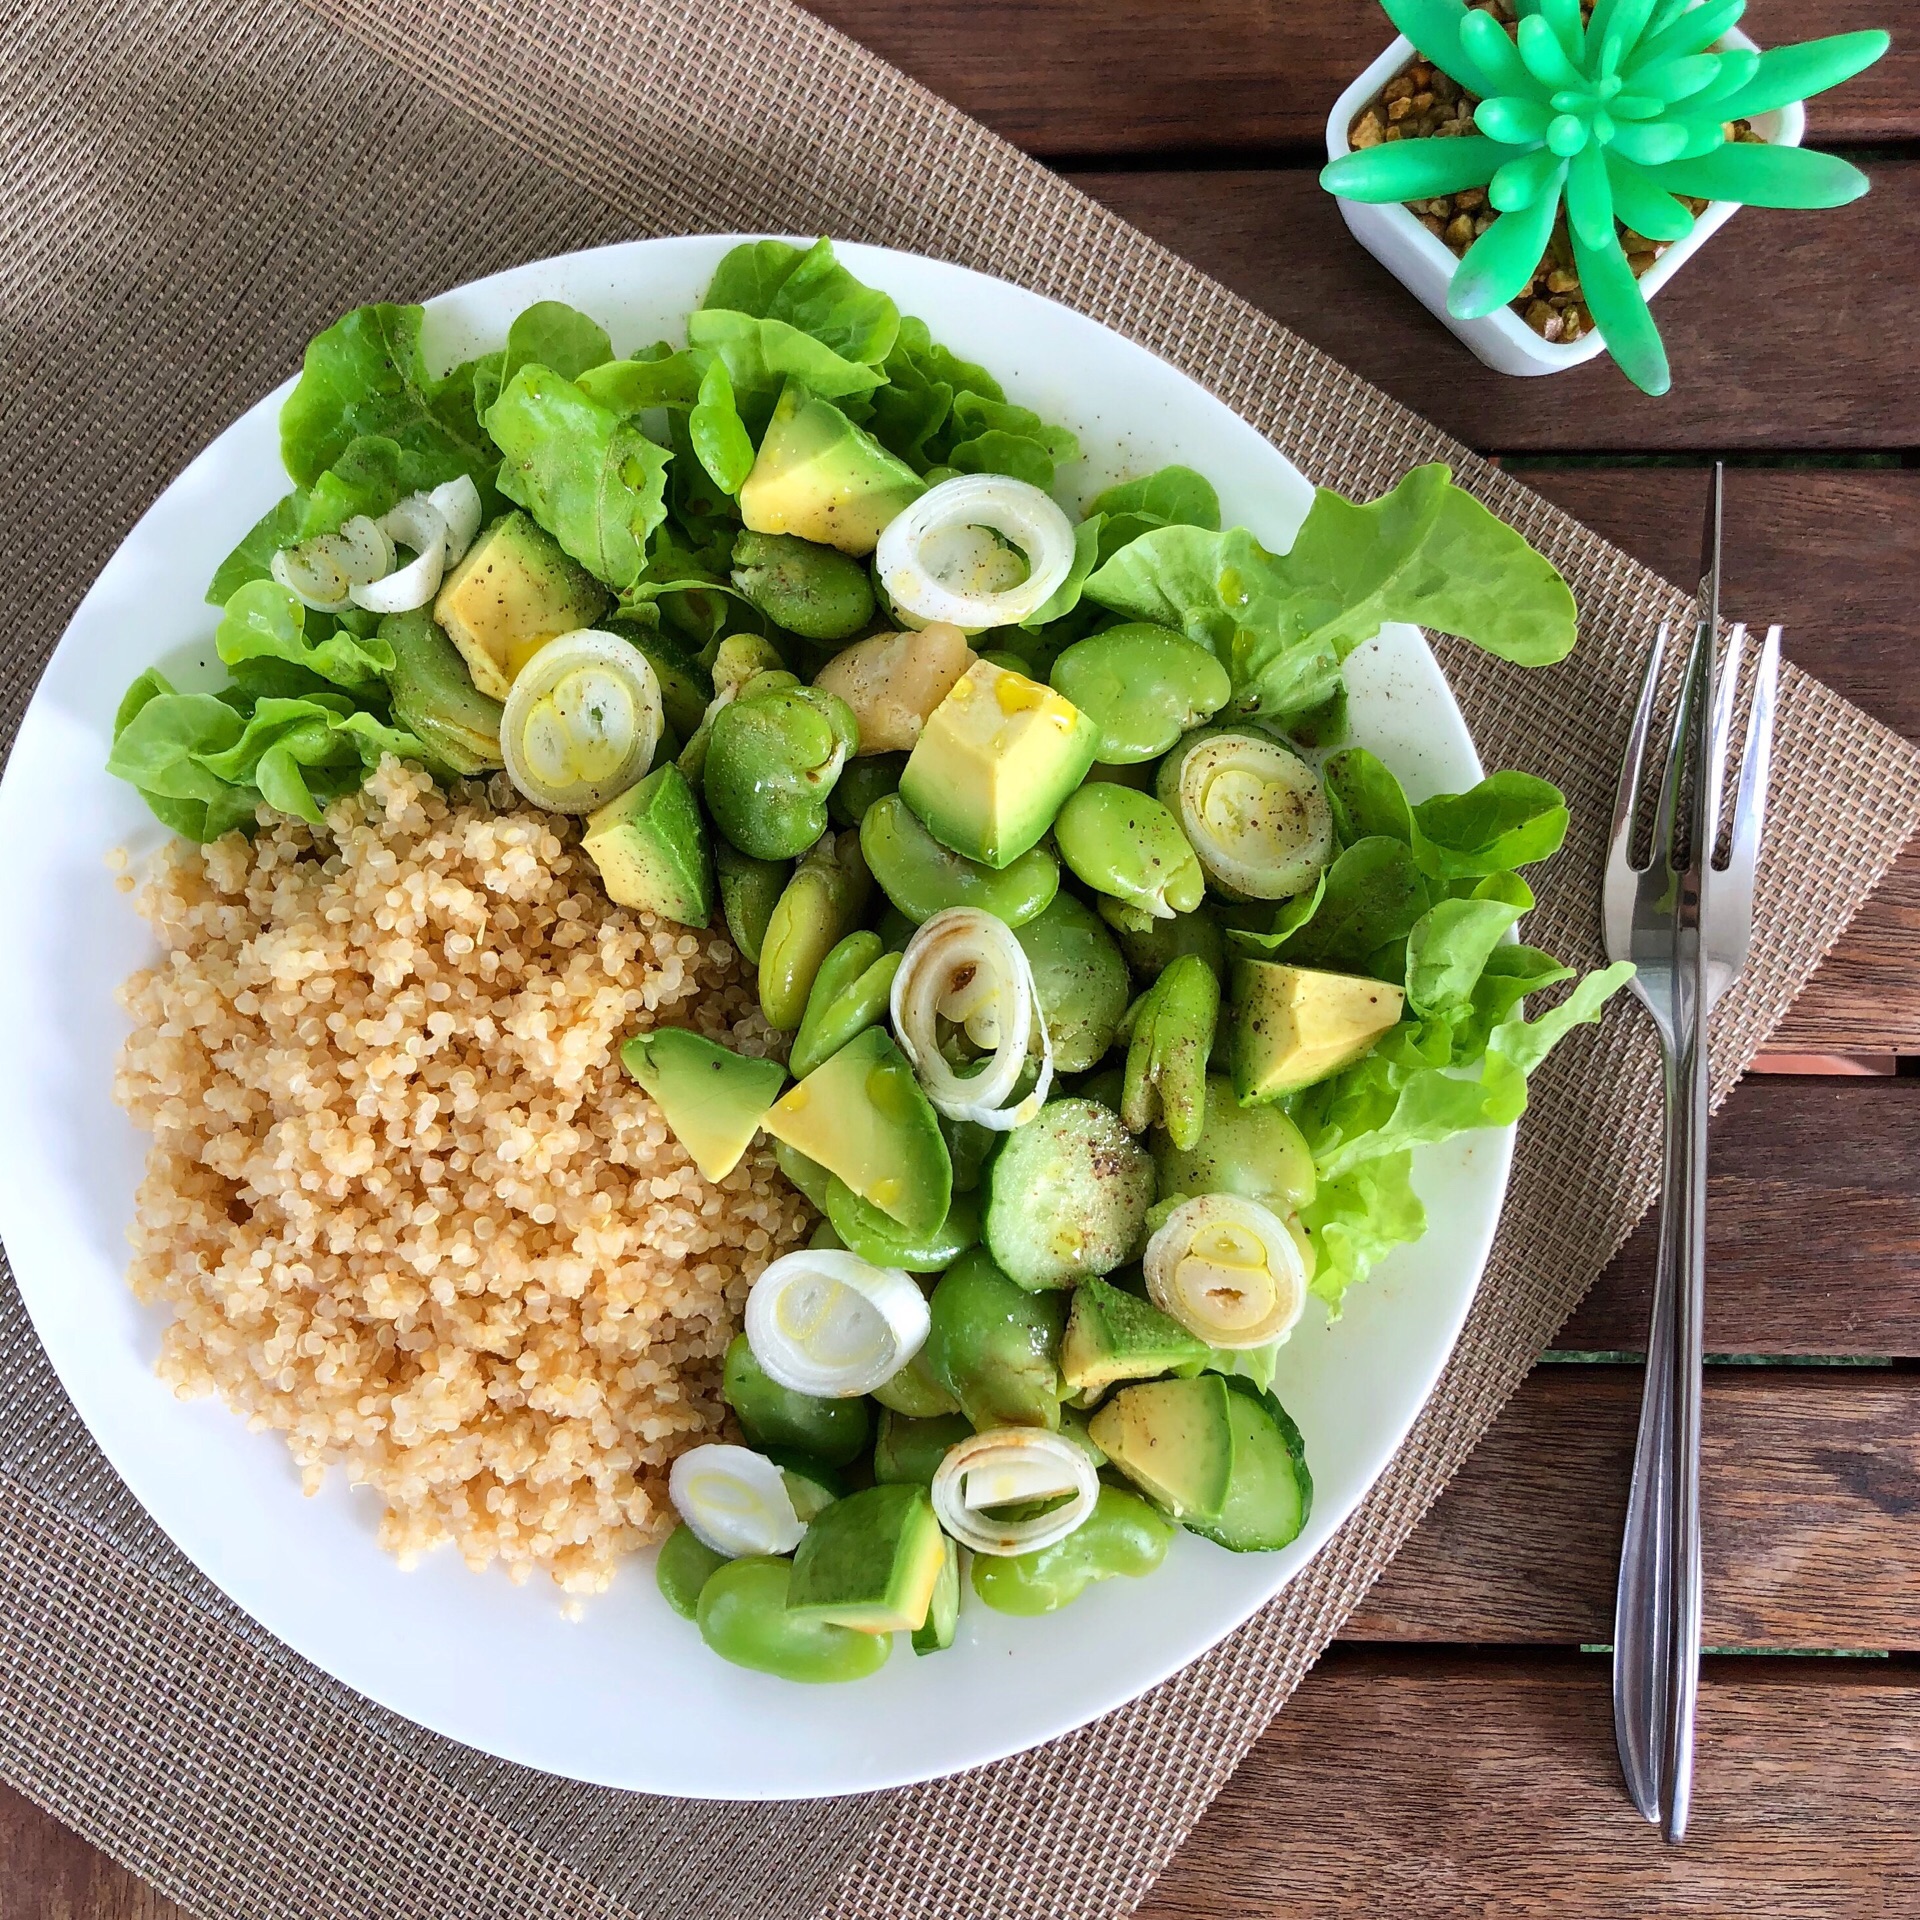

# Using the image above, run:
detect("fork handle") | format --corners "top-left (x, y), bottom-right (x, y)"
top-left (1662, 1006), bottom-right (1712, 1841)
top-left (1612, 1036), bottom-right (1684, 1821)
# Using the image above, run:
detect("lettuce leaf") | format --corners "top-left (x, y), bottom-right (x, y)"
top-left (215, 579), bottom-right (394, 688)
top-left (689, 357), bottom-right (754, 495)
top-left (207, 493), bottom-right (304, 605)
top-left (1300, 1150), bottom-right (1426, 1310)
top-left (702, 236), bottom-right (899, 366)
top-left (577, 348), bottom-right (706, 412)
top-left (686, 308), bottom-right (885, 406)
top-left (1087, 465), bottom-right (1221, 532)
top-left (486, 365), bottom-right (671, 590)
top-left (1412, 771), bottom-right (1569, 877)
top-left (1085, 464), bottom-right (1576, 726)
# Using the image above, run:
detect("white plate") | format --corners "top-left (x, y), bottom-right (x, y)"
top-left (0, 237), bottom-right (1510, 1800)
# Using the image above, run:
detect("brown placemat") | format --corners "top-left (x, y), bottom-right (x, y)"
top-left (2, 0), bottom-right (1916, 1916)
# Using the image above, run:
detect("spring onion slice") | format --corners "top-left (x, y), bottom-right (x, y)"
top-left (1168, 733), bottom-right (1334, 900)
top-left (889, 907), bottom-right (1053, 1130)
top-left (745, 1249), bottom-right (930, 1398)
top-left (930, 1429), bottom-right (1099, 1557)
top-left (349, 495), bottom-right (450, 613)
top-left (1144, 1194), bottom-right (1307, 1350)
top-left (427, 474), bottom-right (483, 565)
top-left (499, 629), bottom-right (662, 813)
top-left (875, 474), bottom-right (1075, 630)
top-left (270, 514), bottom-right (394, 612)
top-left (668, 1443), bottom-right (806, 1557)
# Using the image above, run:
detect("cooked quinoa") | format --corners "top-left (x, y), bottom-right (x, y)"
top-left (113, 757), bottom-right (808, 1594)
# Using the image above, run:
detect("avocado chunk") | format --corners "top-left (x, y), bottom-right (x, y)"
top-left (621, 1028), bottom-right (784, 1183)
top-left (1061, 1274), bottom-right (1211, 1398)
top-left (1187, 1382), bottom-right (1313, 1553)
top-left (911, 1535), bottom-right (961, 1654)
top-left (1088, 1374), bottom-right (1236, 1525)
top-left (380, 610), bottom-right (504, 774)
top-left (785, 1482), bottom-right (948, 1633)
top-left (432, 508), bottom-right (608, 700)
top-left (739, 383), bottom-right (924, 557)
top-left (762, 1026), bottom-right (952, 1236)
top-left (584, 763), bottom-right (713, 925)
top-left (1230, 959), bottom-right (1405, 1104)
top-left (899, 659), bottom-right (1100, 869)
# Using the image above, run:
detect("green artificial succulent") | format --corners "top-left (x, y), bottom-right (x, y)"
top-left (1321, 0), bottom-right (1889, 394)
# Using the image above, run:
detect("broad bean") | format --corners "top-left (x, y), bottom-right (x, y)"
top-left (1050, 623), bottom-right (1230, 764)
top-left (970, 1486), bottom-right (1174, 1615)
top-left (828, 752), bottom-right (908, 830)
top-left (723, 1332), bottom-right (871, 1465)
top-left (825, 1180), bottom-right (980, 1272)
top-left (1053, 785), bottom-right (1205, 920)
top-left (705, 683), bottom-right (858, 860)
top-left (860, 791), bottom-right (1058, 928)
top-left (1108, 902), bottom-right (1227, 984)
top-left (1120, 954), bottom-right (1220, 1148)
top-left (730, 530), bottom-right (874, 641)
top-left (1013, 891), bottom-right (1132, 1074)
top-left (812, 623), bottom-right (974, 754)
top-left (939, 1112), bottom-right (997, 1194)
top-left (872, 1408), bottom-right (974, 1487)
top-left (698, 1556), bottom-right (892, 1682)
top-left (656, 1523), bottom-right (728, 1620)
top-left (870, 1345), bottom-right (962, 1419)
top-left (789, 931), bottom-right (901, 1079)
top-left (714, 841), bottom-right (789, 966)
top-left (759, 830), bottom-right (871, 1031)
top-left (925, 1247), bottom-right (1066, 1432)
top-left (774, 1139), bottom-right (835, 1211)
top-left (1152, 1075), bottom-right (1317, 1216)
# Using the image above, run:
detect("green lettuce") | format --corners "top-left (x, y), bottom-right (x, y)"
top-left (689, 356), bottom-right (755, 495)
top-left (1084, 464), bottom-right (1577, 728)
top-left (215, 579), bottom-right (394, 689)
top-left (702, 235), bottom-right (900, 365)
top-left (686, 309), bottom-right (884, 407)
top-left (486, 365), bottom-right (670, 590)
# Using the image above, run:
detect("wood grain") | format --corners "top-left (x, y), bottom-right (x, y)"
top-left (1346, 1368), bottom-right (1920, 1646)
top-left (1564, 1074), bottom-right (1920, 1353)
top-left (1071, 164), bottom-right (1920, 451)
top-left (0, 1781), bottom-right (186, 1920)
top-left (805, 0), bottom-right (1917, 157)
top-left (1771, 852), bottom-right (1920, 1054)
top-left (1137, 1648), bottom-right (1920, 1920)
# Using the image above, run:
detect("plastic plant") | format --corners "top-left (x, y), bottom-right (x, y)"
top-left (1320, 0), bottom-right (1890, 395)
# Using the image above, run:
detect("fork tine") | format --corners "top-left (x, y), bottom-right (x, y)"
top-left (1611, 623), bottom-right (1668, 870)
top-left (1727, 625), bottom-right (1781, 878)
top-left (1702, 624), bottom-right (1746, 866)
top-left (1652, 618), bottom-right (1707, 873)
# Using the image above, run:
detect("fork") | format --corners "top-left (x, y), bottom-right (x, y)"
top-left (1603, 467), bottom-right (1781, 1842)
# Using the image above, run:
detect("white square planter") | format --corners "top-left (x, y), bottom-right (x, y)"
top-left (1324, 29), bottom-right (1803, 377)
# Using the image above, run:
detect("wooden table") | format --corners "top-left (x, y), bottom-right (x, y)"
top-left (5, 3), bottom-right (1916, 1913)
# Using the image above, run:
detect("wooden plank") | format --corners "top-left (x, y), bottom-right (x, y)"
top-left (1071, 163), bottom-right (1920, 451)
top-left (807, 0), bottom-right (1918, 157)
top-left (0, 1781), bottom-right (184, 1920)
top-left (1564, 1075), bottom-right (1920, 1354)
top-left (1138, 1648), bottom-right (1920, 1920)
top-left (1771, 852), bottom-right (1920, 1054)
top-left (1346, 1368), bottom-right (1920, 1647)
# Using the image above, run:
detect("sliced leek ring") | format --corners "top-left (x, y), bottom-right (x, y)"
top-left (270, 514), bottom-right (394, 612)
top-left (351, 494), bottom-right (450, 613)
top-left (876, 474), bottom-right (1075, 630)
top-left (499, 629), bottom-right (662, 814)
top-left (427, 474), bottom-right (483, 565)
top-left (1163, 733), bottom-right (1333, 900)
top-left (889, 907), bottom-right (1053, 1130)
top-left (745, 1249), bottom-right (930, 1398)
top-left (1144, 1194), bottom-right (1307, 1350)
top-left (930, 1429), bottom-right (1099, 1556)
top-left (668, 1443), bottom-right (806, 1557)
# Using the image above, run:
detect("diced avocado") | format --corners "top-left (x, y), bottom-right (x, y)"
top-left (762, 1026), bottom-right (951, 1236)
top-left (583, 764), bottom-right (713, 925)
top-left (1087, 1374), bottom-right (1236, 1526)
top-left (380, 610), bottom-right (505, 774)
top-left (912, 1536), bottom-right (961, 1655)
top-left (621, 1028), bottom-right (784, 1183)
top-left (1230, 960), bottom-right (1405, 1104)
top-left (899, 659), bottom-right (1099, 869)
top-left (785, 1483), bottom-right (949, 1633)
top-left (738, 383), bottom-right (925, 557)
top-left (1061, 1274), bottom-right (1211, 1397)
top-left (432, 508), bottom-right (608, 700)
top-left (1187, 1382), bottom-right (1313, 1553)
top-left (873, 1408), bottom-right (972, 1488)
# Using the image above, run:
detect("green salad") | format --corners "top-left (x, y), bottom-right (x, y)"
top-left (108, 236), bottom-right (1630, 1681)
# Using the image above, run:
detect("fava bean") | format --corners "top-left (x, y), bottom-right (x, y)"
top-left (1053, 785), bottom-right (1205, 921)
top-left (828, 752), bottom-right (908, 830)
top-left (873, 1408), bottom-right (974, 1486)
top-left (790, 932), bottom-right (902, 1079)
top-left (759, 830), bottom-right (871, 1030)
top-left (1121, 954), bottom-right (1220, 1149)
top-left (860, 791), bottom-right (1058, 928)
top-left (723, 1333), bottom-right (872, 1464)
top-left (876, 904), bottom-right (918, 953)
top-left (870, 1345), bottom-right (962, 1419)
top-left (1013, 892), bottom-right (1131, 1074)
top-left (706, 684), bottom-right (858, 860)
top-left (939, 1112), bottom-right (997, 1194)
top-left (1050, 623), bottom-right (1230, 764)
top-left (656, 1523), bottom-right (729, 1620)
top-left (1152, 1075), bottom-right (1317, 1215)
top-left (970, 1486), bottom-right (1174, 1615)
top-left (825, 1180), bottom-right (980, 1272)
top-left (698, 1556), bottom-right (892, 1683)
top-left (714, 841), bottom-right (789, 966)
top-left (925, 1247), bottom-right (1066, 1432)
top-left (1108, 903), bottom-right (1227, 984)
top-left (730, 530), bottom-right (874, 641)
top-left (812, 623), bottom-right (974, 754)
top-left (774, 1139), bottom-right (835, 1212)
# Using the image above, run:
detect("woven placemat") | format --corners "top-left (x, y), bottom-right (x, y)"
top-left (3, 0), bottom-right (1916, 1915)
